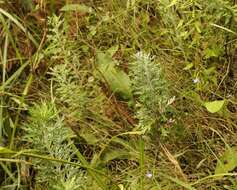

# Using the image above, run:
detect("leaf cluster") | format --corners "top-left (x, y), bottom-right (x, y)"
top-left (130, 52), bottom-right (170, 132)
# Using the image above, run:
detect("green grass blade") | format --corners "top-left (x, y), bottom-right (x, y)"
top-left (160, 173), bottom-right (196, 190)
top-left (0, 61), bottom-right (28, 91)
top-left (70, 139), bottom-right (108, 190)
top-left (9, 74), bottom-right (33, 149)
top-left (0, 8), bottom-right (38, 47)
top-left (139, 137), bottom-right (145, 190)
top-left (0, 29), bottom-right (8, 141)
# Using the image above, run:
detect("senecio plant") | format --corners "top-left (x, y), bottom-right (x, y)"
top-left (130, 52), bottom-right (171, 133)
top-left (23, 103), bottom-right (87, 189)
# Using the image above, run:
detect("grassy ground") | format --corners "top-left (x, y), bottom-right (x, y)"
top-left (0, 0), bottom-right (237, 189)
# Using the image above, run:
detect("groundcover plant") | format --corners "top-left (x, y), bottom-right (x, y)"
top-left (0, 0), bottom-right (237, 189)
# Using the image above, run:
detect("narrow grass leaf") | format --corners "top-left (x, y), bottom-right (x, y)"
top-left (211, 23), bottom-right (237, 35)
top-left (160, 174), bottom-right (196, 190)
top-left (70, 140), bottom-right (108, 190)
top-left (0, 8), bottom-right (38, 46)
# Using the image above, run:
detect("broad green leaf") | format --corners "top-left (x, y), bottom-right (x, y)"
top-left (204, 46), bottom-right (223, 59)
top-left (204, 48), bottom-right (218, 59)
top-left (107, 45), bottom-right (119, 57)
top-left (60, 4), bottom-right (93, 13)
top-left (215, 147), bottom-right (237, 176)
top-left (79, 130), bottom-right (99, 145)
top-left (204, 100), bottom-right (225, 113)
top-left (101, 149), bottom-right (133, 163)
top-left (186, 91), bottom-right (202, 105)
top-left (96, 52), bottom-right (132, 99)
top-left (183, 63), bottom-right (194, 70)
top-left (118, 184), bottom-right (124, 190)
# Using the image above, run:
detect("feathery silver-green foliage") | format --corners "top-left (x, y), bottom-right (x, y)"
top-left (45, 15), bottom-right (88, 121)
top-left (50, 64), bottom-right (89, 121)
top-left (2, 1), bottom-right (237, 189)
top-left (47, 14), bottom-right (106, 125)
top-left (45, 15), bottom-right (67, 58)
top-left (23, 102), bottom-right (87, 189)
top-left (130, 52), bottom-right (170, 132)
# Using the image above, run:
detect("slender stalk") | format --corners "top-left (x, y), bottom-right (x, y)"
top-left (0, 149), bottom-right (107, 176)
top-left (139, 137), bottom-right (145, 190)
top-left (9, 74), bottom-right (33, 149)
top-left (70, 139), bottom-right (108, 190)
top-left (0, 29), bottom-right (8, 143)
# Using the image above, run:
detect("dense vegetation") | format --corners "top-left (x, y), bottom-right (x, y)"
top-left (0, 0), bottom-right (237, 189)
